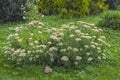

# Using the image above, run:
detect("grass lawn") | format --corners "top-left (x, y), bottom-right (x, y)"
top-left (0, 14), bottom-right (120, 80)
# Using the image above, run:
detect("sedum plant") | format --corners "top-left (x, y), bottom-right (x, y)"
top-left (4, 21), bottom-right (110, 68)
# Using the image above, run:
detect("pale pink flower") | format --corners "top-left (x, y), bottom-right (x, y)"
top-left (15, 27), bottom-right (20, 32)
top-left (92, 29), bottom-right (99, 32)
top-left (28, 21), bottom-right (34, 26)
top-left (87, 57), bottom-right (93, 61)
top-left (75, 30), bottom-right (81, 34)
top-left (81, 36), bottom-right (92, 39)
top-left (49, 47), bottom-right (58, 52)
top-left (67, 46), bottom-right (72, 50)
top-left (90, 45), bottom-right (96, 48)
top-left (44, 66), bottom-right (52, 73)
top-left (48, 42), bottom-right (52, 44)
top-left (73, 48), bottom-right (79, 52)
top-left (99, 36), bottom-right (106, 39)
top-left (40, 45), bottom-right (46, 49)
top-left (19, 53), bottom-right (26, 57)
top-left (69, 34), bottom-right (74, 38)
top-left (75, 38), bottom-right (81, 41)
top-left (58, 43), bottom-right (63, 46)
top-left (76, 56), bottom-right (82, 60)
top-left (83, 25), bottom-right (90, 28)
top-left (61, 56), bottom-right (69, 61)
top-left (84, 45), bottom-right (89, 48)
top-left (59, 33), bottom-right (64, 36)
top-left (60, 49), bottom-right (67, 52)
top-left (38, 26), bottom-right (42, 29)
top-left (34, 41), bottom-right (39, 44)
top-left (86, 52), bottom-right (91, 56)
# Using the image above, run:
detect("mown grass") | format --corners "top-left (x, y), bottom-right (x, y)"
top-left (0, 13), bottom-right (120, 80)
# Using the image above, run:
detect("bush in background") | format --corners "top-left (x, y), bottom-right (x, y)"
top-left (97, 10), bottom-right (120, 30)
top-left (3, 21), bottom-right (110, 68)
top-left (37, 0), bottom-right (108, 18)
top-left (89, 0), bottom-right (108, 15)
top-left (0, 0), bottom-right (27, 22)
top-left (104, 0), bottom-right (120, 10)
top-left (60, 0), bottom-right (90, 18)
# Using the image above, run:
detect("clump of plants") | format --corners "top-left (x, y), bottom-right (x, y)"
top-left (4, 21), bottom-right (110, 70)
top-left (97, 11), bottom-right (120, 30)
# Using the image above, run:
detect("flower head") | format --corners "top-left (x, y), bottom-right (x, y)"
top-left (87, 57), bottom-right (93, 61)
top-left (28, 21), bottom-right (34, 26)
top-left (75, 30), bottom-right (81, 34)
top-left (73, 48), bottom-right (79, 52)
top-left (44, 66), bottom-right (52, 73)
top-left (75, 38), bottom-right (81, 41)
top-left (76, 56), bottom-right (82, 60)
top-left (61, 56), bottom-right (69, 61)
top-left (69, 34), bottom-right (74, 38)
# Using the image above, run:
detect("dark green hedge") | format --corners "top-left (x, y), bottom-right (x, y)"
top-left (0, 0), bottom-right (27, 22)
top-left (104, 0), bottom-right (120, 10)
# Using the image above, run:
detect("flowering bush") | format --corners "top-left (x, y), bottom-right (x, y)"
top-left (4, 20), bottom-right (110, 68)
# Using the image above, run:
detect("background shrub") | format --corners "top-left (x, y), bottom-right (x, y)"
top-left (89, 0), bottom-right (108, 15)
top-left (0, 0), bottom-right (27, 22)
top-left (60, 0), bottom-right (90, 18)
top-left (37, 0), bottom-right (108, 18)
top-left (104, 0), bottom-right (120, 10)
top-left (97, 11), bottom-right (120, 30)
top-left (4, 21), bottom-right (109, 68)
top-left (37, 0), bottom-right (66, 15)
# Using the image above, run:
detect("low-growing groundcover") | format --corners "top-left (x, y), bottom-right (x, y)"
top-left (0, 15), bottom-right (120, 80)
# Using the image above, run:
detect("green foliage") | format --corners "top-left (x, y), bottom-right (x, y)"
top-left (37, 0), bottom-right (108, 18)
top-left (89, 0), bottom-right (108, 15)
top-left (0, 0), bottom-right (27, 22)
top-left (60, 0), bottom-right (90, 18)
top-left (97, 11), bottom-right (120, 30)
top-left (37, 0), bottom-right (65, 15)
top-left (104, 0), bottom-right (120, 10)
top-left (3, 20), bottom-right (109, 68)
